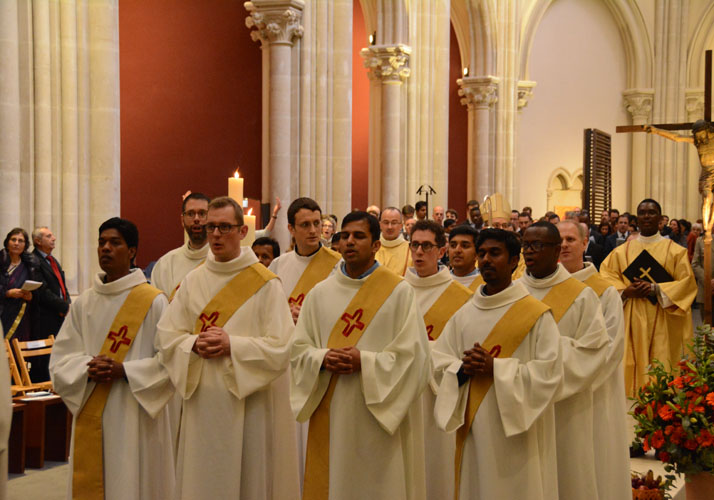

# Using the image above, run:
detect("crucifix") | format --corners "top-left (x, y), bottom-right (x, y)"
top-left (617, 50), bottom-right (714, 324)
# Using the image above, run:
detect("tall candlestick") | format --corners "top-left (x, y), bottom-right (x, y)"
top-left (242, 208), bottom-right (256, 247)
top-left (228, 170), bottom-right (243, 204)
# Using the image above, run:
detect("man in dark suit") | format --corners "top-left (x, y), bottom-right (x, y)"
top-left (584, 237), bottom-right (606, 270)
top-left (604, 215), bottom-right (630, 255)
top-left (31, 226), bottom-right (70, 382)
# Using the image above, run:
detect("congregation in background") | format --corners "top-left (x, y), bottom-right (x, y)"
top-left (1, 192), bottom-right (700, 500)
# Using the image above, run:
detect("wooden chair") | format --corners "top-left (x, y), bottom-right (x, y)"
top-left (12, 336), bottom-right (54, 391)
top-left (5, 340), bottom-right (28, 396)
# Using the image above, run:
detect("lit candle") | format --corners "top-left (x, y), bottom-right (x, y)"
top-left (228, 170), bottom-right (243, 203)
top-left (243, 208), bottom-right (256, 247)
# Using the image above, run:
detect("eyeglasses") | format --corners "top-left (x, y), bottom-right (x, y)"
top-left (205, 223), bottom-right (241, 234)
top-left (521, 240), bottom-right (559, 252)
top-left (183, 210), bottom-right (208, 220)
top-left (409, 241), bottom-right (438, 252)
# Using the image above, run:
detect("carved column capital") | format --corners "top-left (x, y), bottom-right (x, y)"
top-left (457, 76), bottom-right (500, 110)
top-left (517, 80), bottom-right (537, 109)
top-left (685, 89), bottom-right (705, 122)
top-left (245, 0), bottom-right (304, 46)
top-left (622, 89), bottom-right (654, 121)
top-left (360, 44), bottom-right (412, 83)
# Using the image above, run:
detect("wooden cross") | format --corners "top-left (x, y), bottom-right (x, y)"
top-left (108, 326), bottom-right (131, 353)
top-left (616, 50), bottom-right (713, 324)
top-left (340, 309), bottom-right (365, 337)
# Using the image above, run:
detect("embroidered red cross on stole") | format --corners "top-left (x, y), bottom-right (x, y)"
top-left (199, 311), bottom-right (220, 332)
top-left (107, 326), bottom-right (131, 353)
top-left (426, 325), bottom-right (435, 341)
top-left (489, 345), bottom-right (502, 358)
top-left (340, 309), bottom-right (365, 337)
top-left (288, 293), bottom-right (305, 306)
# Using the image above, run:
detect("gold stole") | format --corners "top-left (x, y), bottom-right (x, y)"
top-left (288, 246), bottom-right (341, 308)
top-left (193, 263), bottom-right (276, 334)
top-left (302, 266), bottom-right (402, 500)
top-left (468, 274), bottom-right (485, 292)
top-left (5, 302), bottom-right (27, 339)
top-left (168, 260), bottom-right (206, 302)
top-left (454, 296), bottom-right (549, 499)
top-left (72, 283), bottom-right (162, 500)
top-left (540, 277), bottom-right (586, 323)
top-left (583, 273), bottom-right (610, 298)
top-left (423, 282), bottom-right (473, 340)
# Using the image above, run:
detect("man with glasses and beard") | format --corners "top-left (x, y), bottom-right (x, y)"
top-left (151, 192), bottom-right (211, 299)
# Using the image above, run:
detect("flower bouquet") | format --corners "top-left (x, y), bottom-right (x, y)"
top-left (631, 325), bottom-right (714, 498)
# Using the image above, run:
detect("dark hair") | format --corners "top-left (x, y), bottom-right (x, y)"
top-left (415, 201), bottom-right (427, 211)
top-left (448, 224), bottom-right (478, 245)
top-left (637, 198), bottom-right (662, 215)
top-left (519, 212), bottom-right (532, 221)
top-left (609, 209), bottom-right (620, 216)
top-left (527, 221), bottom-right (562, 243)
top-left (444, 219), bottom-right (456, 229)
top-left (679, 219), bottom-right (691, 233)
top-left (99, 217), bottom-right (139, 266)
top-left (401, 204), bottom-right (415, 217)
top-left (3, 228), bottom-right (30, 253)
top-left (446, 208), bottom-right (459, 219)
top-left (467, 200), bottom-right (480, 208)
top-left (182, 192), bottom-right (211, 212)
top-left (252, 237), bottom-right (280, 258)
top-left (599, 221), bottom-right (612, 235)
top-left (208, 196), bottom-right (244, 225)
top-left (331, 232), bottom-right (341, 245)
top-left (287, 197), bottom-right (322, 226)
top-left (476, 228), bottom-right (522, 260)
top-left (411, 219), bottom-right (446, 247)
top-left (341, 211), bottom-right (380, 242)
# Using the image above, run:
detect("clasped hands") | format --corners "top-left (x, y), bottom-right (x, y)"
top-left (87, 355), bottom-right (125, 383)
top-left (461, 342), bottom-right (494, 377)
top-left (322, 347), bottom-right (361, 374)
top-left (192, 326), bottom-right (231, 359)
top-left (622, 278), bottom-right (654, 299)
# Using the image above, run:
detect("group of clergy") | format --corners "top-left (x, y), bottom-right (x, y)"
top-left (44, 192), bottom-right (697, 500)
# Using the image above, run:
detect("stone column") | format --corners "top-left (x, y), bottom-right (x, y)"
top-left (623, 89), bottom-right (654, 210)
top-left (458, 76), bottom-right (499, 202)
top-left (246, 1), bottom-right (304, 252)
top-left (361, 44), bottom-right (411, 208)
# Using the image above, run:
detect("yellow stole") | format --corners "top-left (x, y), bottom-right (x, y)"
top-left (540, 277), bottom-right (586, 323)
top-left (72, 283), bottom-right (162, 500)
top-left (193, 263), bottom-right (276, 334)
top-left (583, 273), bottom-right (610, 297)
top-left (5, 302), bottom-right (27, 339)
top-left (468, 274), bottom-right (485, 292)
top-left (423, 282), bottom-right (474, 340)
top-left (168, 260), bottom-right (206, 302)
top-left (302, 266), bottom-right (402, 500)
top-left (454, 295), bottom-right (549, 500)
top-left (288, 246), bottom-right (341, 308)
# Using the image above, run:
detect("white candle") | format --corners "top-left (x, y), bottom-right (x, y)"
top-left (228, 170), bottom-right (243, 203)
top-left (243, 208), bottom-right (256, 247)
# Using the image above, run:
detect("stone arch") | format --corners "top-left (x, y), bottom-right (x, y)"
top-left (687, 2), bottom-right (714, 87)
top-left (546, 167), bottom-right (583, 214)
top-left (519, 0), bottom-right (652, 88)
top-left (450, 0), bottom-right (496, 76)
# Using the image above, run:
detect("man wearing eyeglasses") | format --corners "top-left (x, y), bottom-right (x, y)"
top-left (404, 219), bottom-right (472, 499)
top-left (518, 221), bottom-right (609, 500)
top-left (375, 206), bottom-right (412, 275)
top-left (156, 196), bottom-right (299, 499)
top-left (151, 192), bottom-right (211, 298)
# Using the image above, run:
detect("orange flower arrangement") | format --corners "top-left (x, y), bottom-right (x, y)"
top-left (631, 326), bottom-right (714, 492)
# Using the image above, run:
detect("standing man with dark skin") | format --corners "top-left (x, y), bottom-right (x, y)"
top-left (51, 218), bottom-right (174, 499)
top-left (448, 225), bottom-right (481, 290)
top-left (519, 222), bottom-right (609, 500)
top-left (415, 201), bottom-right (428, 221)
top-left (432, 229), bottom-right (561, 499)
top-left (600, 199), bottom-right (697, 448)
top-left (291, 211), bottom-right (429, 500)
top-left (252, 237), bottom-right (280, 268)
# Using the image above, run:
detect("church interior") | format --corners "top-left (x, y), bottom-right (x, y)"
top-left (2, 0), bottom-right (714, 498)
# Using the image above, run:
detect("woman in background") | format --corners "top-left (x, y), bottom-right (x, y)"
top-left (0, 228), bottom-right (40, 341)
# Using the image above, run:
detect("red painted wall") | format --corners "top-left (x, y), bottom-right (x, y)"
top-left (352, 1), bottom-right (369, 211)
top-left (448, 25), bottom-right (468, 221)
top-left (119, 0), bottom-right (262, 267)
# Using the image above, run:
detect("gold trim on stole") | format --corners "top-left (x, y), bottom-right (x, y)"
top-left (454, 295), bottom-right (549, 500)
top-left (288, 246), bottom-right (341, 308)
top-left (302, 266), bottom-right (402, 500)
top-left (540, 277), bottom-right (586, 323)
top-left (583, 274), bottom-right (610, 297)
top-left (5, 302), bottom-right (27, 339)
top-left (423, 282), bottom-right (473, 340)
top-left (193, 263), bottom-right (276, 334)
top-left (468, 274), bottom-right (485, 292)
top-left (72, 283), bottom-right (162, 500)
